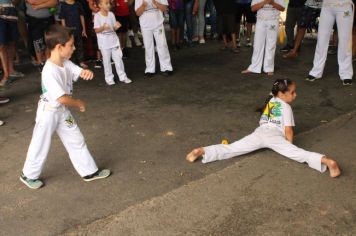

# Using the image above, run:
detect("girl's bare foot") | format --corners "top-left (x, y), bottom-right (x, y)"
top-left (322, 157), bottom-right (341, 178)
top-left (186, 148), bottom-right (204, 163)
top-left (266, 72), bottom-right (274, 76)
top-left (241, 69), bottom-right (253, 74)
top-left (283, 51), bottom-right (298, 59)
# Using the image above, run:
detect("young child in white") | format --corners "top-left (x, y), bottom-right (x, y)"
top-left (94, 0), bottom-right (132, 85)
top-left (186, 79), bottom-right (341, 178)
top-left (20, 25), bottom-right (110, 189)
top-left (135, 0), bottom-right (173, 77)
top-left (242, 0), bottom-right (285, 75)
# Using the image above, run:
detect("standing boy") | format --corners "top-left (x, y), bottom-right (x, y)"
top-left (135, 0), bottom-right (173, 77)
top-left (20, 24), bottom-right (110, 189)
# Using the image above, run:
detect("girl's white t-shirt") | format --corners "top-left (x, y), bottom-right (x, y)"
top-left (134, 0), bottom-right (168, 30)
top-left (251, 0), bottom-right (285, 21)
top-left (41, 60), bottom-right (82, 108)
top-left (94, 11), bottom-right (120, 50)
top-left (259, 97), bottom-right (295, 135)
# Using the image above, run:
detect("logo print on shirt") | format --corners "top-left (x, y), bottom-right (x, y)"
top-left (262, 101), bottom-right (282, 119)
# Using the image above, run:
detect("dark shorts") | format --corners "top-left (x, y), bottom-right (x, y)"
top-left (235, 3), bottom-right (256, 24)
top-left (298, 6), bottom-right (320, 29)
top-left (217, 14), bottom-right (236, 35)
top-left (0, 18), bottom-right (19, 45)
top-left (115, 15), bottom-right (129, 33)
top-left (27, 15), bottom-right (54, 52)
top-left (169, 9), bottom-right (184, 29)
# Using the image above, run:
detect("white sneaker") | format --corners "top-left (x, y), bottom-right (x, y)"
top-left (122, 78), bottom-right (132, 84)
top-left (199, 38), bottom-right (205, 44)
top-left (134, 34), bottom-right (142, 46)
top-left (0, 120), bottom-right (4, 126)
top-left (126, 37), bottom-right (132, 48)
top-left (127, 29), bottom-right (134, 37)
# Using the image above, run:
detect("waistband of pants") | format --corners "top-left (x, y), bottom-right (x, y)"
top-left (38, 99), bottom-right (66, 112)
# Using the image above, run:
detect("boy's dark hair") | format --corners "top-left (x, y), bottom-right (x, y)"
top-left (45, 24), bottom-right (74, 51)
top-left (256, 79), bottom-right (294, 114)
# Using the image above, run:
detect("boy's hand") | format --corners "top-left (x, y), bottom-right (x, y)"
top-left (102, 23), bottom-right (110, 31)
top-left (114, 21), bottom-right (121, 30)
top-left (77, 99), bottom-right (86, 112)
top-left (80, 69), bottom-right (94, 80)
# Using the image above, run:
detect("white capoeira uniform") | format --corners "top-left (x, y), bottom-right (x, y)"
top-left (94, 11), bottom-right (129, 85)
top-left (202, 97), bottom-right (327, 173)
top-left (247, 0), bottom-right (285, 73)
top-left (135, 0), bottom-right (173, 73)
top-left (309, 0), bottom-right (354, 80)
top-left (22, 60), bottom-right (98, 179)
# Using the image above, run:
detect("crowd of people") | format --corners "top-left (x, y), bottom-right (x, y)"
top-left (0, 0), bottom-right (355, 124)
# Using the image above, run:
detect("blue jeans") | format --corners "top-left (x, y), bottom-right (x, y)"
top-left (184, 0), bottom-right (194, 42)
top-left (206, 0), bottom-right (217, 35)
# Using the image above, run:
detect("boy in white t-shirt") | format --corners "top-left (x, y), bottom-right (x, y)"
top-left (20, 25), bottom-right (110, 189)
top-left (186, 79), bottom-right (341, 178)
top-left (94, 0), bottom-right (132, 85)
top-left (135, 0), bottom-right (173, 77)
top-left (242, 0), bottom-right (285, 75)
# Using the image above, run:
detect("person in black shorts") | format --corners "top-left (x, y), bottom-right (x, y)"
top-left (283, 3), bottom-right (321, 58)
top-left (235, 0), bottom-right (256, 47)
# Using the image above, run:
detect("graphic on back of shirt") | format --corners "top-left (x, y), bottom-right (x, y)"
top-left (261, 100), bottom-right (282, 125)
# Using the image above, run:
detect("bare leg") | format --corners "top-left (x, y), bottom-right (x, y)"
top-left (0, 45), bottom-right (9, 84)
top-left (221, 34), bottom-right (228, 49)
top-left (246, 23), bottom-right (253, 39)
top-left (321, 156), bottom-right (341, 178)
top-left (283, 28), bottom-right (307, 58)
top-left (186, 147), bottom-right (205, 162)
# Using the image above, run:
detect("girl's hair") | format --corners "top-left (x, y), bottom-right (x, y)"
top-left (45, 24), bottom-right (74, 51)
top-left (256, 79), bottom-right (294, 114)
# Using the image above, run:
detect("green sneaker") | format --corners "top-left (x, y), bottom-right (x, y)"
top-left (83, 169), bottom-right (111, 182)
top-left (20, 173), bottom-right (44, 189)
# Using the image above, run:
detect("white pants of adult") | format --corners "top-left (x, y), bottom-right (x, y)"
top-left (202, 126), bottom-right (327, 173)
top-left (309, 4), bottom-right (353, 80)
top-left (22, 101), bottom-right (98, 179)
top-left (248, 19), bottom-right (279, 73)
top-left (141, 25), bottom-right (173, 73)
top-left (100, 46), bottom-right (128, 85)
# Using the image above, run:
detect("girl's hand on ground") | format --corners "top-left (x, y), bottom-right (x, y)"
top-left (80, 69), bottom-right (94, 80)
top-left (77, 99), bottom-right (86, 112)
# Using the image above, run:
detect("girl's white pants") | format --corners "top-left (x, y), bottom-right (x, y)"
top-left (202, 126), bottom-right (327, 173)
top-left (309, 4), bottom-right (353, 80)
top-left (141, 25), bottom-right (173, 73)
top-left (22, 101), bottom-right (98, 179)
top-left (248, 19), bottom-right (279, 73)
top-left (100, 46), bottom-right (128, 85)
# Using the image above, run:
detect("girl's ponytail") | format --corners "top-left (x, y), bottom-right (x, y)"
top-left (256, 79), bottom-right (294, 114)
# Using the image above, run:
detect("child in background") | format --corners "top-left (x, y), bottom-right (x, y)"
top-left (94, 0), bottom-right (132, 85)
top-left (59, 0), bottom-right (89, 68)
top-left (135, 0), bottom-right (173, 77)
top-left (213, 0), bottom-right (238, 53)
top-left (186, 79), bottom-right (341, 178)
top-left (20, 25), bottom-right (110, 189)
top-left (168, 0), bottom-right (184, 50)
top-left (87, 0), bottom-right (103, 68)
top-left (241, 0), bottom-right (285, 75)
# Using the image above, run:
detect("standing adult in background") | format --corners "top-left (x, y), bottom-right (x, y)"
top-left (184, 0), bottom-right (198, 46)
top-left (193, 0), bottom-right (207, 43)
top-left (306, 0), bottom-right (354, 86)
top-left (280, 0), bottom-right (306, 52)
top-left (235, 0), bottom-right (257, 47)
top-left (25, 0), bottom-right (57, 71)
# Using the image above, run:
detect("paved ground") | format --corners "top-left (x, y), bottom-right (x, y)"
top-left (0, 38), bottom-right (355, 235)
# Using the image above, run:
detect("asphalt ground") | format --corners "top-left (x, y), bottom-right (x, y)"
top-left (0, 37), bottom-right (355, 235)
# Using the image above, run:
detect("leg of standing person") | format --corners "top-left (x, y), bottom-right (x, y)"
top-left (100, 48), bottom-right (115, 85)
top-left (263, 20), bottom-right (279, 74)
top-left (197, 0), bottom-right (207, 43)
top-left (308, 8), bottom-right (335, 80)
top-left (284, 7), bottom-right (299, 51)
top-left (153, 25), bottom-right (173, 73)
top-left (243, 20), bottom-right (267, 73)
top-left (111, 46), bottom-right (131, 83)
top-left (141, 29), bottom-right (156, 73)
top-left (185, 0), bottom-right (194, 45)
top-left (335, 5), bottom-right (353, 82)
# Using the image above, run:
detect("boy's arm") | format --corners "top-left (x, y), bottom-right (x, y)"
top-left (270, 0), bottom-right (284, 11)
top-left (285, 126), bottom-right (294, 143)
top-left (136, 1), bottom-right (147, 16)
top-left (152, 0), bottom-right (167, 12)
top-left (57, 95), bottom-right (86, 112)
